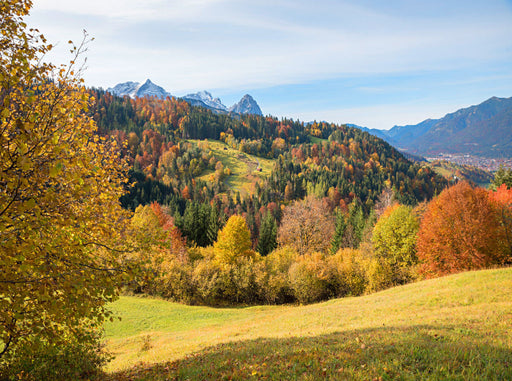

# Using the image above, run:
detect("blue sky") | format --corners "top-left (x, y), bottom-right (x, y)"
top-left (28, 0), bottom-right (512, 129)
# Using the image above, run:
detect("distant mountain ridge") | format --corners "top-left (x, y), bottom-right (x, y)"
top-left (107, 79), bottom-right (171, 99)
top-left (107, 79), bottom-right (263, 116)
top-left (352, 96), bottom-right (512, 158)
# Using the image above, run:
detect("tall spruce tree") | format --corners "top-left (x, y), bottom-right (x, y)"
top-left (330, 208), bottom-right (347, 254)
top-left (257, 212), bottom-right (278, 256)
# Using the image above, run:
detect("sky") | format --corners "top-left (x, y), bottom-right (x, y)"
top-left (28, 0), bottom-right (512, 130)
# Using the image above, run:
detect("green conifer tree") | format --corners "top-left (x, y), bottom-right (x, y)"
top-left (257, 212), bottom-right (278, 256)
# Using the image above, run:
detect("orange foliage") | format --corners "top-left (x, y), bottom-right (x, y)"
top-left (417, 182), bottom-right (511, 277)
top-left (490, 183), bottom-right (512, 207)
top-left (150, 202), bottom-right (187, 261)
top-left (182, 185), bottom-right (191, 200)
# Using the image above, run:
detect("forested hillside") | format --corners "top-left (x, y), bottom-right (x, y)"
top-left (90, 89), bottom-right (447, 247)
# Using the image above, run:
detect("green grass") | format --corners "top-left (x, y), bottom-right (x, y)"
top-left (190, 139), bottom-right (275, 195)
top-left (309, 136), bottom-right (328, 144)
top-left (103, 268), bottom-right (512, 380)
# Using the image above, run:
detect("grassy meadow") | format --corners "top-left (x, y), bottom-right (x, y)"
top-left (103, 267), bottom-right (512, 380)
top-left (191, 139), bottom-right (275, 195)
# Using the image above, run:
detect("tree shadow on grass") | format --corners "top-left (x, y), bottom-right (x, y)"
top-left (105, 324), bottom-right (512, 380)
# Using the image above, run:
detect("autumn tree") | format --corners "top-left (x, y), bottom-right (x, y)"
top-left (489, 184), bottom-right (512, 261)
top-left (130, 203), bottom-right (190, 299)
top-left (371, 204), bottom-right (419, 285)
top-left (213, 215), bottom-right (256, 264)
top-left (416, 182), bottom-right (510, 277)
top-left (0, 0), bottom-right (130, 360)
top-left (278, 196), bottom-right (335, 255)
top-left (491, 165), bottom-right (512, 189)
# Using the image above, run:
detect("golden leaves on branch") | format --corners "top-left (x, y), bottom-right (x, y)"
top-left (0, 0), bottom-right (131, 358)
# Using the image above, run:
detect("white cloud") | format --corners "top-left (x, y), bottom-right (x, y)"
top-left (27, 0), bottom-right (512, 127)
top-left (32, 0), bottom-right (230, 22)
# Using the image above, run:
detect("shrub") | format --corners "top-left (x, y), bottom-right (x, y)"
top-left (288, 252), bottom-right (331, 304)
top-left (256, 246), bottom-right (298, 304)
top-left (328, 248), bottom-right (368, 297)
top-left (366, 257), bottom-right (399, 293)
top-left (217, 257), bottom-right (261, 304)
top-left (0, 330), bottom-right (110, 381)
top-left (157, 258), bottom-right (194, 303)
top-left (191, 258), bottom-right (222, 305)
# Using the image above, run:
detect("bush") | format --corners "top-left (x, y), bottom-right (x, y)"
top-left (217, 257), bottom-right (261, 304)
top-left (288, 252), bottom-right (331, 304)
top-left (0, 330), bottom-right (110, 381)
top-left (365, 257), bottom-right (399, 293)
top-left (256, 246), bottom-right (298, 304)
top-left (191, 258), bottom-right (222, 305)
top-left (157, 258), bottom-right (194, 303)
top-left (328, 248), bottom-right (368, 297)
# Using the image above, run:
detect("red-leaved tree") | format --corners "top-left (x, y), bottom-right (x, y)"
top-left (417, 181), bottom-right (511, 277)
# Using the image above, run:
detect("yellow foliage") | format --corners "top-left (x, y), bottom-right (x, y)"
top-left (0, 1), bottom-right (131, 357)
top-left (213, 215), bottom-right (257, 265)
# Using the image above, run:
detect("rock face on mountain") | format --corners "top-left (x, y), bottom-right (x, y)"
top-left (182, 91), bottom-right (228, 112)
top-left (107, 79), bottom-right (171, 99)
top-left (107, 80), bottom-right (263, 116)
top-left (229, 94), bottom-right (263, 116)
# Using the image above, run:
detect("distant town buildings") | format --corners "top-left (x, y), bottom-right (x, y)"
top-left (425, 154), bottom-right (512, 172)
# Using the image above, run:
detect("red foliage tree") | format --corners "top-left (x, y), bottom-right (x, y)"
top-left (416, 181), bottom-right (511, 277)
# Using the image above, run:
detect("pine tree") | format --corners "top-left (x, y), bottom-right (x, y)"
top-left (330, 209), bottom-right (347, 254)
top-left (345, 200), bottom-right (365, 248)
top-left (206, 204), bottom-right (220, 245)
top-left (257, 212), bottom-right (278, 256)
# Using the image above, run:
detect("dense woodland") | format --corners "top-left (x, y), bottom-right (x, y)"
top-left (89, 89), bottom-right (448, 248)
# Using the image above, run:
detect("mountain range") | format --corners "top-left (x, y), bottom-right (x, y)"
top-left (107, 80), bottom-right (511, 158)
top-left (353, 96), bottom-right (512, 158)
top-left (107, 79), bottom-right (263, 116)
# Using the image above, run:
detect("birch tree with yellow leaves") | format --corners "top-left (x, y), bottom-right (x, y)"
top-left (0, 0), bottom-right (131, 359)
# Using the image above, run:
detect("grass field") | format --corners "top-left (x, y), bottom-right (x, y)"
top-left (103, 268), bottom-right (512, 380)
top-left (190, 139), bottom-right (275, 195)
top-left (309, 136), bottom-right (328, 145)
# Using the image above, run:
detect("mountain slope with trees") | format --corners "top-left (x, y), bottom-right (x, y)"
top-left (365, 96), bottom-right (512, 157)
top-left (89, 89), bottom-right (448, 248)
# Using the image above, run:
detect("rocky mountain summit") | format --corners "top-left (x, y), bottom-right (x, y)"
top-left (107, 80), bottom-right (263, 116)
top-left (229, 94), bottom-right (263, 116)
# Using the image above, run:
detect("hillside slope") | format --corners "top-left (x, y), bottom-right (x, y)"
top-left (387, 96), bottom-right (512, 157)
top-left (104, 268), bottom-right (512, 380)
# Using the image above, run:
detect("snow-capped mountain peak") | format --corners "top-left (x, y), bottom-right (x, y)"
top-left (107, 81), bottom-right (141, 98)
top-left (106, 79), bottom-right (171, 99)
top-left (229, 94), bottom-right (263, 116)
top-left (106, 80), bottom-right (263, 115)
top-left (183, 91), bottom-right (228, 111)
